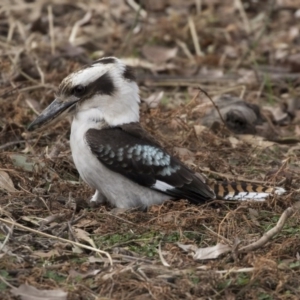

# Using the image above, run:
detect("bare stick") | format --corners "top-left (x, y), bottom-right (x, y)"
top-left (126, 0), bottom-right (147, 19)
top-left (7, 18), bottom-right (15, 42)
top-left (195, 0), bottom-right (202, 14)
top-left (197, 86), bottom-right (228, 128)
top-left (0, 223), bottom-right (14, 251)
top-left (158, 240), bottom-right (170, 267)
top-left (69, 10), bottom-right (92, 45)
top-left (202, 224), bottom-right (231, 244)
top-left (215, 267), bottom-right (254, 274)
top-left (0, 275), bottom-right (15, 289)
top-left (188, 16), bottom-right (203, 56)
top-left (47, 5), bottom-right (55, 54)
top-left (185, 88), bottom-right (201, 107)
top-left (176, 39), bottom-right (194, 61)
top-left (0, 140), bottom-right (28, 150)
top-left (0, 217), bottom-right (113, 265)
top-left (35, 59), bottom-right (45, 85)
top-left (199, 167), bottom-right (278, 185)
top-left (234, 0), bottom-right (250, 33)
top-left (240, 201), bottom-right (300, 252)
top-left (19, 84), bottom-right (55, 93)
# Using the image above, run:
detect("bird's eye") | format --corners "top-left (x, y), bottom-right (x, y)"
top-left (72, 85), bottom-right (86, 97)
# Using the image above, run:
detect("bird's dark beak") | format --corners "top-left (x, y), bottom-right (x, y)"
top-left (28, 98), bottom-right (77, 131)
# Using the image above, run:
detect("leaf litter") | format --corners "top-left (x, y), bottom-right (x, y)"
top-left (0, 0), bottom-right (300, 299)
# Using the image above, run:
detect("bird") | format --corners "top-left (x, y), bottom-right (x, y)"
top-left (28, 57), bottom-right (286, 209)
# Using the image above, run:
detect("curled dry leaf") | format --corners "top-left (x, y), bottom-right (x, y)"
top-left (176, 243), bottom-right (197, 252)
top-left (74, 228), bottom-right (96, 248)
top-left (121, 57), bottom-right (177, 72)
top-left (276, 0), bottom-right (300, 9)
top-left (249, 208), bottom-right (260, 226)
top-left (143, 91), bottom-right (164, 108)
top-left (194, 125), bottom-right (207, 136)
top-left (142, 45), bottom-right (178, 64)
top-left (177, 242), bottom-right (231, 260)
top-left (33, 249), bottom-right (61, 258)
top-left (193, 243), bottom-right (231, 260)
top-left (265, 105), bottom-right (289, 125)
top-left (228, 136), bottom-right (240, 148)
top-left (9, 154), bottom-right (46, 172)
top-left (238, 135), bottom-right (275, 148)
top-left (173, 147), bottom-right (195, 161)
top-left (158, 241), bottom-right (170, 267)
top-left (0, 170), bottom-right (17, 193)
top-left (69, 268), bottom-right (101, 279)
top-left (11, 284), bottom-right (67, 300)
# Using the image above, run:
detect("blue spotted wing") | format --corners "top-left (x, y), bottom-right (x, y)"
top-left (85, 123), bottom-right (215, 203)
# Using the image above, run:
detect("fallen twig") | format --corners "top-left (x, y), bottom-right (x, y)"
top-left (47, 5), bottom-right (55, 54)
top-left (199, 167), bottom-right (281, 185)
top-left (0, 222), bottom-right (14, 252)
top-left (126, 0), bottom-right (147, 19)
top-left (158, 240), bottom-right (170, 267)
top-left (188, 16), bottom-right (203, 56)
top-left (69, 10), bottom-right (92, 45)
top-left (0, 217), bottom-right (113, 265)
top-left (215, 267), bottom-right (254, 274)
top-left (197, 86), bottom-right (229, 132)
top-left (240, 201), bottom-right (300, 252)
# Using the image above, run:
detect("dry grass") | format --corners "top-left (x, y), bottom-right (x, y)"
top-left (1, 0), bottom-right (300, 299)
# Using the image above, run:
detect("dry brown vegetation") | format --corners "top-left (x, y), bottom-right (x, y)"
top-left (1, 0), bottom-right (300, 299)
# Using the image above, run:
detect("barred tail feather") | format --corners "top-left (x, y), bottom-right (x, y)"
top-left (213, 182), bottom-right (286, 201)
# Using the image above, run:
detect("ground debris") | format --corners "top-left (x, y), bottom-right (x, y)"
top-left (1, 0), bottom-right (300, 299)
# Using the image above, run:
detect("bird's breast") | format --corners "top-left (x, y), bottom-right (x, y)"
top-left (70, 118), bottom-right (102, 188)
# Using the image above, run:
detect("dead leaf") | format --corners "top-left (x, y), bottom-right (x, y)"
top-left (194, 125), bottom-right (207, 136)
top-left (74, 218), bottom-right (99, 228)
top-left (74, 228), bottom-right (96, 248)
top-left (193, 244), bottom-right (231, 260)
top-left (173, 147), bottom-right (195, 161)
top-left (9, 154), bottom-right (45, 172)
top-left (158, 241), bottom-right (170, 267)
top-left (276, 0), bottom-right (300, 8)
top-left (69, 268), bottom-right (101, 279)
top-left (11, 284), bottom-right (67, 300)
top-left (266, 106), bottom-right (289, 124)
top-left (177, 242), bottom-right (231, 260)
top-left (143, 91), bottom-right (164, 108)
top-left (88, 256), bottom-right (106, 263)
top-left (142, 1), bottom-right (167, 11)
top-left (238, 135), bottom-right (275, 148)
top-left (142, 45), bottom-right (178, 64)
top-left (228, 136), bottom-right (240, 148)
top-left (33, 249), bottom-right (61, 258)
top-left (176, 243), bottom-right (198, 253)
top-left (295, 125), bottom-right (300, 136)
top-left (26, 98), bottom-right (42, 115)
top-left (121, 57), bottom-right (177, 72)
top-left (249, 208), bottom-right (260, 226)
top-left (21, 216), bottom-right (43, 226)
top-left (0, 170), bottom-right (17, 193)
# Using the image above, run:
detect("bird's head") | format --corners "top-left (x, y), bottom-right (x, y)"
top-left (28, 57), bottom-right (140, 131)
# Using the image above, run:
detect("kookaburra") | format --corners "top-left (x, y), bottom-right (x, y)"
top-left (28, 57), bottom-right (285, 209)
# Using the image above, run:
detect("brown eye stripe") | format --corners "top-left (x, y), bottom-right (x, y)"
top-left (85, 73), bottom-right (115, 96)
top-left (58, 73), bottom-right (116, 99)
top-left (123, 65), bottom-right (136, 81)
